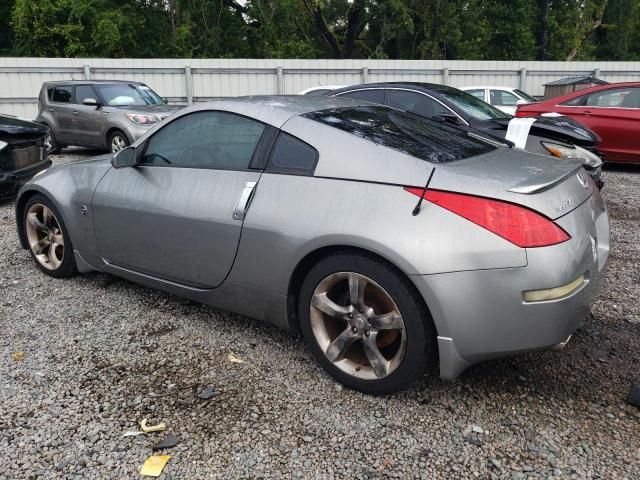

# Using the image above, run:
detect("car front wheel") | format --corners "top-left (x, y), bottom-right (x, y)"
top-left (298, 252), bottom-right (437, 394)
top-left (23, 194), bottom-right (77, 278)
top-left (109, 131), bottom-right (129, 153)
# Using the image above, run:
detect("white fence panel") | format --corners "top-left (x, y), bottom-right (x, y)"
top-left (1, 58), bottom-right (639, 119)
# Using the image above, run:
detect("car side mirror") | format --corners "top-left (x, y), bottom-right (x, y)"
top-left (112, 146), bottom-right (137, 168)
top-left (437, 113), bottom-right (463, 125)
top-left (83, 98), bottom-right (101, 108)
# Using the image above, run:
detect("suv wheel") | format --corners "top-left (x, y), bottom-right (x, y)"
top-left (44, 127), bottom-right (61, 154)
top-left (109, 131), bottom-right (129, 153)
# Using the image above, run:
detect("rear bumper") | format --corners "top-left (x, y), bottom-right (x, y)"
top-left (0, 159), bottom-right (51, 198)
top-left (412, 194), bottom-right (610, 379)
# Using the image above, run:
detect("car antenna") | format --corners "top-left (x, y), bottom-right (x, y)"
top-left (412, 168), bottom-right (436, 216)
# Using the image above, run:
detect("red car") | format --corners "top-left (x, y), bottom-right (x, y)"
top-left (516, 82), bottom-right (640, 164)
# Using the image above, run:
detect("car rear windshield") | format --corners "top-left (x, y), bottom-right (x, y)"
top-left (94, 84), bottom-right (165, 107)
top-left (302, 106), bottom-right (496, 163)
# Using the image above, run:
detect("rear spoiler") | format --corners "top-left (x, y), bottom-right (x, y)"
top-left (507, 163), bottom-right (583, 194)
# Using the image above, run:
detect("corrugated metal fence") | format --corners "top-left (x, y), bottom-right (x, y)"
top-left (2, 58), bottom-right (639, 119)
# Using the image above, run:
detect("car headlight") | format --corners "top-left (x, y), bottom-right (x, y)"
top-left (0, 140), bottom-right (7, 152)
top-left (126, 114), bottom-right (160, 126)
top-left (542, 142), bottom-right (603, 168)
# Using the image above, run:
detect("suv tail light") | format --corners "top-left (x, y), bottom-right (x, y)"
top-left (404, 188), bottom-right (570, 248)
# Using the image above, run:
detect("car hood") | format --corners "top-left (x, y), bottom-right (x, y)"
top-left (489, 116), bottom-right (599, 146)
top-left (104, 104), bottom-right (182, 118)
top-left (0, 114), bottom-right (47, 138)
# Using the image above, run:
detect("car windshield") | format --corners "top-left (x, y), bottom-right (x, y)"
top-left (94, 84), bottom-right (165, 106)
top-left (439, 89), bottom-right (512, 121)
top-left (514, 89), bottom-right (538, 103)
top-left (303, 105), bottom-right (496, 163)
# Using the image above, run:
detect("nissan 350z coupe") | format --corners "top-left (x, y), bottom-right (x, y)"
top-left (15, 96), bottom-right (609, 394)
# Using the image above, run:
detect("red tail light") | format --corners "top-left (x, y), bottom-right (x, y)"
top-left (404, 188), bottom-right (570, 248)
top-left (514, 110), bottom-right (537, 118)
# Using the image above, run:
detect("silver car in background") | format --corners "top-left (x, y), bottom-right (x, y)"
top-left (35, 80), bottom-right (180, 154)
top-left (16, 96), bottom-right (609, 394)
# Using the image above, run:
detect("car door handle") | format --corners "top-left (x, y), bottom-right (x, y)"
top-left (232, 181), bottom-right (257, 220)
top-left (583, 111), bottom-right (592, 115)
top-left (47, 107), bottom-right (54, 112)
top-left (72, 111), bottom-right (79, 115)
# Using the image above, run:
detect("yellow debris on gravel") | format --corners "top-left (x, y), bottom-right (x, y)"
top-left (140, 455), bottom-right (171, 477)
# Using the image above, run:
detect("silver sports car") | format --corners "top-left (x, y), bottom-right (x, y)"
top-left (15, 96), bottom-right (609, 394)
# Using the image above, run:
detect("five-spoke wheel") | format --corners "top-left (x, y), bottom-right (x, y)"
top-left (23, 194), bottom-right (76, 278)
top-left (299, 252), bottom-right (437, 394)
top-left (310, 272), bottom-right (406, 380)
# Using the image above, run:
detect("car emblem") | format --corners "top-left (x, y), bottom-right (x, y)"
top-left (576, 172), bottom-right (589, 189)
top-left (589, 235), bottom-right (598, 263)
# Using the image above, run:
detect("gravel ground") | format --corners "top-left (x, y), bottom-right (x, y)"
top-left (1, 150), bottom-right (639, 479)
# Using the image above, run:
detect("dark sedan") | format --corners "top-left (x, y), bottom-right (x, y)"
top-left (329, 83), bottom-right (604, 187)
top-left (0, 115), bottom-right (51, 198)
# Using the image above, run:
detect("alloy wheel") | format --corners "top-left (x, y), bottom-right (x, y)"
top-left (43, 132), bottom-right (53, 152)
top-left (309, 272), bottom-right (407, 380)
top-left (111, 135), bottom-right (127, 153)
top-left (25, 203), bottom-right (65, 270)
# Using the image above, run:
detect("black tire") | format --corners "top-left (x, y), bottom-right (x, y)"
top-left (23, 194), bottom-right (77, 278)
top-left (108, 130), bottom-right (129, 153)
top-left (298, 251), bottom-right (437, 395)
top-left (44, 126), bottom-right (61, 155)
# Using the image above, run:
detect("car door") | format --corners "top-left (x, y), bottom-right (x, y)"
top-left (72, 84), bottom-right (105, 147)
top-left (92, 110), bottom-right (268, 288)
top-left (556, 87), bottom-right (640, 162)
top-left (48, 85), bottom-right (76, 143)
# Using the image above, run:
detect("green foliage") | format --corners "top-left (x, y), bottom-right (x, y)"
top-left (1, 0), bottom-right (638, 60)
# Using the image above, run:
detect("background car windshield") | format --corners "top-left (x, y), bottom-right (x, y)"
top-left (303, 106), bottom-right (496, 163)
top-left (95, 84), bottom-right (165, 106)
top-left (439, 89), bottom-right (512, 120)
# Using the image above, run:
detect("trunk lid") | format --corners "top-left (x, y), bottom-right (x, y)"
top-left (430, 147), bottom-right (594, 220)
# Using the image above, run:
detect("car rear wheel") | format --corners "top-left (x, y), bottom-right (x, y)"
top-left (109, 131), bottom-right (129, 153)
top-left (43, 127), bottom-right (61, 155)
top-left (298, 252), bottom-right (437, 394)
top-left (23, 194), bottom-right (77, 278)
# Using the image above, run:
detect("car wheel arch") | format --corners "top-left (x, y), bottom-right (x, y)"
top-left (286, 245), bottom-right (440, 345)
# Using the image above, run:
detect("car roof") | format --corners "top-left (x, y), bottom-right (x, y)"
top-left (43, 80), bottom-right (146, 86)
top-left (461, 86), bottom-right (517, 90)
top-left (177, 95), bottom-right (373, 128)
top-left (331, 82), bottom-right (459, 95)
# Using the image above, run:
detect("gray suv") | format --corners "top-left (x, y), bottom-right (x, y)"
top-left (36, 81), bottom-right (180, 154)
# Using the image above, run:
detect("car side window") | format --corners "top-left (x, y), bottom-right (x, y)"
top-left (387, 90), bottom-right (450, 117)
top-left (75, 85), bottom-right (98, 104)
top-left (52, 86), bottom-right (73, 103)
top-left (142, 111), bottom-right (265, 170)
top-left (266, 133), bottom-right (318, 176)
top-left (579, 87), bottom-right (640, 108)
top-left (466, 89), bottom-right (485, 101)
top-left (337, 89), bottom-right (385, 104)
top-left (490, 89), bottom-right (519, 106)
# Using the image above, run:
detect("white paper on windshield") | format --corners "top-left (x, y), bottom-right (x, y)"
top-left (505, 117), bottom-right (536, 149)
